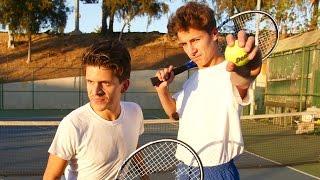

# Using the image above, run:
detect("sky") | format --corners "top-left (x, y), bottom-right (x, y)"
top-left (65, 0), bottom-right (186, 33)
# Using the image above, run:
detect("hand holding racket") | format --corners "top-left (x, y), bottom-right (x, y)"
top-left (115, 139), bottom-right (204, 180)
top-left (150, 10), bottom-right (279, 86)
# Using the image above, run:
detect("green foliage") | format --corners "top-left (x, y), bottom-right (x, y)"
top-left (47, 0), bottom-right (71, 34)
top-left (210, 0), bottom-right (319, 35)
top-left (101, 0), bottom-right (170, 34)
top-left (0, 0), bottom-right (70, 34)
top-left (0, 0), bottom-right (70, 63)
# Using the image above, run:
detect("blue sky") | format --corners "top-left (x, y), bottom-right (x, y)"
top-left (65, 0), bottom-right (186, 33)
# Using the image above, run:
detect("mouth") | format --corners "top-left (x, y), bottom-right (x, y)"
top-left (91, 98), bottom-right (106, 104)
top-left (192, 56), bottom-right (201, 62)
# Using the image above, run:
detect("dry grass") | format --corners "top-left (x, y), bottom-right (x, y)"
top-left (0, 32), bottom-right (188, 83)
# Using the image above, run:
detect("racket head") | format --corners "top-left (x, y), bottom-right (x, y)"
top-left (115, 138), bottom-right (204, 180)
top-left (218, 10), bottom-right (279, 60)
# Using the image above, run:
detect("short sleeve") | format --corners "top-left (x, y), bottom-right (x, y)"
top-left (232, 83), bottom-right (253, 106)
top-left (172, 90), bottom-right (184, 115)
top-left (137, 106), bottom-right (144, 135)
top-left (48, 118), bottom-right (78, 160)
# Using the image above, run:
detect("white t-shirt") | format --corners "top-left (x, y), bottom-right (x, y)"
top-left (48, 102), bottom-right (144, 180)
top-left (173, 61), bottom-right (252, 167)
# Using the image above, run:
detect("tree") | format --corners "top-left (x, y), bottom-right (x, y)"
top-left (212, 0), bottom-right (319, 36)
top-left (310, 0), bottom-right (319, 30)
top-left (0, 0), bottom-right (69, 63)
top-left (47, 0), bottom-right (71, 34)
top-left (0, 0), bottom-right (22, 48)
top-left (118, 0), bottom-right (169, 40)
top-left (100, 0), bottom-right (169, 36)
top-left (101, 0), bottom-right (108, 34)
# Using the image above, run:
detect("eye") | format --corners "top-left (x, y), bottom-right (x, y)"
top-left (178, 42), bottom-right (186, 48)
top-left (102, 82), bottom-right (111, 87)
top-left (87, 80), bottom-right (93, 84)
top-left (191, 38), bottom-right (200, 44)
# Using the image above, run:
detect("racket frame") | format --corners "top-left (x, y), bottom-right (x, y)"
top-left (217, 10), bottom-right (279, 60)
top-left (115, 138), bottom-right (204, 180)
top-left (150, 10), bottom-right (279, 86)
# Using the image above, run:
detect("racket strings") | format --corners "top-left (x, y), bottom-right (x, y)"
top-left (231, 12), bottom-right (278, 59)
top-left (117, 141), bottom-right (202, 180)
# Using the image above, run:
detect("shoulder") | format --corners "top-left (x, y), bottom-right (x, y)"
top-left (60, 103), bottom-right (91, 128)
top-left (121, 101), bottom-right (142, 112)
top-left (121, 101), bottom-right (143, 121)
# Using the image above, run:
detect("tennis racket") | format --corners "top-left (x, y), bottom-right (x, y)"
top-left (115, 139), bottom-right (204, 180)
top-left (150, 10), bottom-right (279, 86)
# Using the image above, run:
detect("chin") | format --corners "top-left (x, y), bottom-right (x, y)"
top-left (91, 102), bottom-right (107, 110)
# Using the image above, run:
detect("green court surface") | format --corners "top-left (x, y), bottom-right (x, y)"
top-left (241, 119), bottom-right (320, 178)
top-left (0, 112), bottom-right (319, 179)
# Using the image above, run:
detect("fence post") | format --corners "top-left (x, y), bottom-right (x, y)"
top-left (32, 67), bottom-right (35, 109)
top-left (0, 83), bottom-right (3, 110)
top-left (79, 68), bottom-right (81, 107)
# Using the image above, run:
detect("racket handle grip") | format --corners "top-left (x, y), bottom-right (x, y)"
top-left (150, 61), bottom-right (197, 86)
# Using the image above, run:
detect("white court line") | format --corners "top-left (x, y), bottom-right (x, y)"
top-left (244, 150), bottom-right (320, 180)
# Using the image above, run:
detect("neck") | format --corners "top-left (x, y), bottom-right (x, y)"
top-left (210, 55), bottom-right (224, 66)
top-left (91, 103), bottom-right (121, 121)
top-left (200, 55), bottom-right (224, 69)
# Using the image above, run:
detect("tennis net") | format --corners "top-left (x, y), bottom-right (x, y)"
top-left (0, 112), bottom-right (319, 177)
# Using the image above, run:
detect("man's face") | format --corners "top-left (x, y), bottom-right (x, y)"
top-left (86, 65), bottom-right (127, 113)
top-left (177, 28), bottom-right (219, 68)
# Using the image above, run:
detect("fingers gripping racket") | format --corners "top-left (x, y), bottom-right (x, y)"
top-left (115, 139), bottom-right (204, 180)
top-left (150, 10), bottom-right (279, 86)
top-left (150, 60), bottom-right (197, 87)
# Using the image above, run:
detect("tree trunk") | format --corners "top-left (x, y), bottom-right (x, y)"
top-left (71, 0), bottom-right (81, 34)
top-left (107, 13), bottom-right (115, 34)
top-left (119, 22), bottom-right (128, 41)
top-left (26, 33), bottom-right (32, 64)
top-left (310, 0), bottom-right (319, 30)
top-left (7, 29), bottom-right (15, 49)
top-left (101, 1), bottom-right (108, 34)
top-left (280, 23), bottom-right (287, 39)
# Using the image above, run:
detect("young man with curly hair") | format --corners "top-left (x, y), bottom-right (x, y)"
top-left (154, 2), bottom-right (262, 179)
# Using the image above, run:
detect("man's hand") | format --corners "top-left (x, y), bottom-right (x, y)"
top-left (226, 30), bottom-right (262, 91)
top-left (154, 65), bottom-right (175, 91)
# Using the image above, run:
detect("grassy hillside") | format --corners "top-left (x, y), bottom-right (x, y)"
top-left (0, 32), bottom-right (188, 83)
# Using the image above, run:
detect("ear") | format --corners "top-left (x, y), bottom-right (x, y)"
top-left (211, 28), bottom-right (219, 41)
top-left (121, 79), bottom-right (130, 93)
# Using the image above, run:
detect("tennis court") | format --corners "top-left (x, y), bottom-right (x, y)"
top-left (0, 112), bottom-right (319, 180)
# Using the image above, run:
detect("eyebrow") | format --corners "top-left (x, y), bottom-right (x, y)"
top-left (178, 35), bottom-right (202, 44)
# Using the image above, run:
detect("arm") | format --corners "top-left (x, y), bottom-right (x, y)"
top-left (156, 87), bottom-right (177, 120)
top-left (154, 65), bottom-right (178, 120)
top-left (226, 31), bottom-right (262, 99)
top-left (43, 154), bottom-right (68, 180)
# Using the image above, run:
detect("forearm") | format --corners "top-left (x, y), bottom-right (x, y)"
top-left (43, 174), bottom-right (61, 180)
top-left (230, 72), bottom-right (252, 99)
top-left (156, 88), bottom-right (177, 119)
top-left (43, 154), bottom-right (67, 180)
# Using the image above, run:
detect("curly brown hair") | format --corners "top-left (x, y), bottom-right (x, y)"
top-left (167, 2), bottom-right (216, 38)
top-left (82, 40), bottom-right (131, 82)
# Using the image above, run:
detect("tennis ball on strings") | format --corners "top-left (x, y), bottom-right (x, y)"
top-left (224, 40), bottom-right (249, 66)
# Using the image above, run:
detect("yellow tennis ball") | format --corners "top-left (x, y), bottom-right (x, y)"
top-left (224, 40), bottom-right (249, 66)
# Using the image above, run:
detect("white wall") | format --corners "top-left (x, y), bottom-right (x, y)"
top-left (1, 70), bottom-right (194, 109)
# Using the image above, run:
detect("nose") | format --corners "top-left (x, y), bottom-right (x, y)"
top-left (93, 83), bottom-right (104, 96)
top-left (187, 43), bottom-right (197, 56)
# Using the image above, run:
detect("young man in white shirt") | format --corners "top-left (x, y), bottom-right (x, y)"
top-left (154, 2), bottom-right (262, 180)
top-left (43, 40), bottom-right (144, 180)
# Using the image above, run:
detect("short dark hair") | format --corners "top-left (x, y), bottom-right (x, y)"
top-left (82, 40), bottom-right (131, 82)
top-left (167, 2), bottom-right (216, 38)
